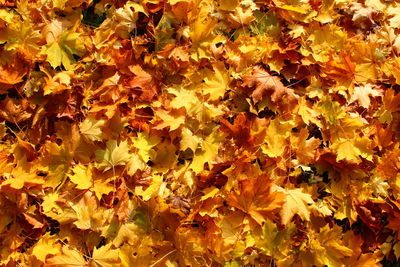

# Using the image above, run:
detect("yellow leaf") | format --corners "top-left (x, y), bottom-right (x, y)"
top-left (69, 163), bottom-right (93, 190)
top-left (152, 141), bottom-right (177, 172)
top-left (80, 118), bottom-right (106, 142)
top-left (111, 222), bottom-right (141, 247)
top-left (310, 225), bottom-right (353, 267)
top-left (90, 243), bottom-right (120, 267)
top-left (387, 6), bottom-right (400, 28)
top-left (276, 187), bottom-right (314, 225)
top-left (3, 161), bottom-right (44, 190)
top-left (349, 84), bottom-right (382, 109)
top-left (154, 109), bottom-right (185, 131)
top-left (291, 128), bottom-right (321, 164)
top-left (331, 139), bottom-right (361, 163)
top-left (262, 118), bottom-right (294, 158)
top-left (42, 31), bottom-right (86, 70)
top-left (31, 233), bottom-right (60, 262)
top-left (180, 127), bottom-right (201, 152)
top-left (43, 71), bottom-right (72, 95)
top-left (127, 153), bottom-right (146, 175)
top-left (92, 178), bottom-right (115, 200)
top-left (135, 174), bottom-right (163, 201)
top-left (202, 62), bottom-right (230, 101)
top-left (262, 135), bottom-right (286, 158)
top-left (168, 86), bottom-right (201, 116)
top-left (298, 97), bottom-right (320, 126)
top-left (42, 192), bottom-right (63, 219)
top-left (71, 191), bottom-right (112, 230)
top-left (394, 242), bottom-right (400, 259)
top-left (278, 5), bottom-right (307, 14)
top-left (95, 140), bottom-right (131, 171)
top-left (47, 246), bottom-right (87, 267)
top-left (190, 7), bottom-right (217, 45)
top-left (132, 132), bottom-right (160, 162)
top-left (190, 130), bottom-right (223, 173)
top-left (200, 186), bottom-right (219, 201)
top-left (317, 97), bottom-right (345, 125)
top-left (256, 220), bottom-right (296, 258)
top-left (219, 0), bottom-right (238, 11)
top-left (228, 178), bottom-right (285, 225)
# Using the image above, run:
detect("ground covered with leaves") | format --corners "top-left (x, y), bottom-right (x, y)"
top-left (2, 0), bottom-right (400, 266)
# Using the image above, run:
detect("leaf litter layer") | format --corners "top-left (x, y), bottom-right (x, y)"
top-left (1, 0), bottom-right (400, 266)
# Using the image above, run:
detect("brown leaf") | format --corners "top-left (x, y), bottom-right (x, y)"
top-left (126, 65), bottom-right (160, 101)
top-left (242, 66), bottom-right (295, 103)
top-left (0, 97), bottom-right (32, 123)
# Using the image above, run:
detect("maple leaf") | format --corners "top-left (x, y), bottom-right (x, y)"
top-left (90, 243), bottom-right (120, 267)
top-left (190, 129), bottom-right (224, 173)
top-left (0, 97), bottom-right (32, 123)
top-left (46, 246), bottom-right (87, 267)
top-left (303, 225), bottom-right (353, 267)
top-left (153, 109), bottom-right (185, 131)
top-left (387, 6), bottom-right (400, 28)
top-left (220, 113), bottom-right (253, 146)
top-left (132, 132), bottom-right (160, 162)
top-left (42, 30), bottom-right (86, 70)
top-left (31, 233), bottom-right (60, 262)
top-left (317, 97), bottom-right (346, 125)
top-left (255, 220), bottom-right (296, 258)
top-left (70, 191), bottom-right (110, 231)
top-left (95, 140), bottom-right (131, 171)
top-left (332, 137), bottom-right (374, 164)
top-left (126, 65), bottom-right (160, 101)
top-left (69, 163), bottom-right (93, 190)
top-left (0, 56), bottom-right (29, 90)
top-left (349, 84), bottom-right (382, 109)
top-left (126, 153), bottom-right (146, 175)
top-left (202, 62), bottom-right (231, 101)
top-left (383, 88), bottom-right (400, 112)
top-left (291, 128), bottom-right (320, 164)
top-left (274, 186), bottom-right (315, 225)
top-left (242, 66), bottom-right (296, 103)
top-left (135, 174), bottom-right (163, 201)
top-left (168, 85), bottom-right (201, 116)
top-left (180, 127), bottom-right (201, 152)
top-left (350, 3), bottom-right (377, 25)
top-left (3, 0), bottom-right (400, 265)
top-left (80, 117), bottom-right (106, 142)
top-left (189, 4), bottom-right (219, 60)
top-left (261, 117), bottom-right (294, 158)
top-left (227, 176), bottom-right (286, 225)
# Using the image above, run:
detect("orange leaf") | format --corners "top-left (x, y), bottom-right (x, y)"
top-left (227, 175), bottom-right (285, 225)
